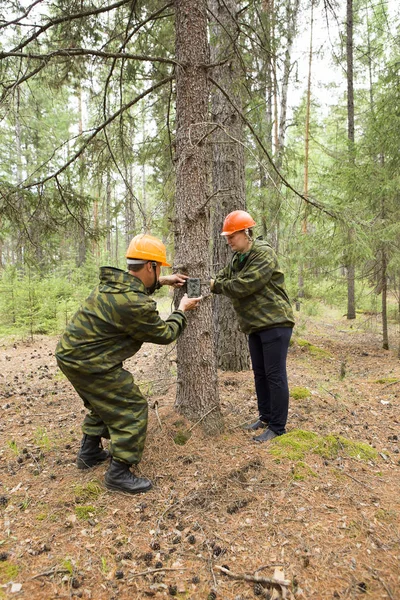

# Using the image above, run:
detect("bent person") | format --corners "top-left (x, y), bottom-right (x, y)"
top-left (56, 234), bottom-right (201, 493)
top-left (210, 211), bottom-right (294, 443)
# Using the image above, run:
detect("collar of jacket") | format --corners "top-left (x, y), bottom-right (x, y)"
top-left (99, 266), bottom-right (148, 294)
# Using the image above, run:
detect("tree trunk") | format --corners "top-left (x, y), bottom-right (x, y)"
top-left (277, 0), bottom-right (300, 168)
top-left (77, 86), bottom-right (86, 267)
top-left (346, 0), bottom-right (356, 319)
top-left (106, 171), bottom-right (112, 261)
top-left (381, 250), bottom-right (389, 350)
top-left (209, 0), bottom-right (250, 372)
top-left (174, 0), bottom-right (224, 435)
top-left (125, 164), bottom-right (136, 247)
top-left (298, 0), bottom-right (313, 300)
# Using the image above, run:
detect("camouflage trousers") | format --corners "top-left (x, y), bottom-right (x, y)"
top-left (57, 361), bottom-right (148, 465)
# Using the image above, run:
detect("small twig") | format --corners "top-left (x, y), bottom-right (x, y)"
top-left (31, 567), bottom-right (70, 580)
top-left (152, 400), bottom-right (163, 430)
top-left (373, 573), bottom-right (395, 600)
top-left (188, 406), bottom-right (217, 432)
top-left (127, 567), bottom-right (186, 581)
top-left (340, 470), bottom-right (370, 489)
top-left (383, 380), bottom-right (400, 389)
top-left (196, 522), bottom-right (218, 588)
top-left (215, 565), bottom-right (290, 587)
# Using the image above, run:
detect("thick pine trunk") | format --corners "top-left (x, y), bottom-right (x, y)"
top-left (209, 0), bottom-right (250, 372)
top-left (174, 0), bottom-right (223, 435)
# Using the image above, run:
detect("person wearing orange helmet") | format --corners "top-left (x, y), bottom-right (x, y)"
top-left (55, 234), bottom-right (201, 494)
top-left (210, 210), bottom-right (294, 443)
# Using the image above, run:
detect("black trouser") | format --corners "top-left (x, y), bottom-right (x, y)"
top-left (248, 327), bottom-right (292, 435)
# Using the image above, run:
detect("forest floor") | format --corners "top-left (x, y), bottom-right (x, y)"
top-left (0, 306), bottom-right (399, 600)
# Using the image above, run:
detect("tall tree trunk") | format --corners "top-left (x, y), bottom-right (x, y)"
top-left (380, 174), bottom-right (389, 350)
top-left (174, 0), bottom-right (224, 435)
top-left (106, 171), bottom-right (112, 261)
top-left (77, 86), bottom-right (86, 267)
top-left (15, 87), bottom-right (24, 266)
top-left (381, 249), bottom-right (389, 350)
top-left (125, 164), bottom-right (136, 247)
top-left (298, 0), bottom-right (313, 300)
top-left (277, 0), bottom-right (300, 168)
top-left (209, 0), bottom-right (250, 372)
top-left (346, 0), bottom-right (356, 319)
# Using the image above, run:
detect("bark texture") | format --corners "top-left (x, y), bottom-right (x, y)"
top-left (174, 0), bottom-right (223, 435)
top-left (210, 0), bottom-right (250, 372)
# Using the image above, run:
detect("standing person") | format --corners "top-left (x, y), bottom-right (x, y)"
top-left (56, 234), bottom-right (201, 494)
top-left (210, 211), bottom-right (294, 443)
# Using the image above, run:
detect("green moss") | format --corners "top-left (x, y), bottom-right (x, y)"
top-left (269, 430), bottom-right (320, 461)
top-left (373, 377), bottom-right (399, 384)
top-left (0, 562), bottom-right (19, 584)
top-left (173, 430), bottom-right (191, 446)
top-left (269, 429), bottom-right (378, 462)
top-left (375, 508), bottom-right (397, 522)
top-left (74, 505), bottom-right (100, 520)
top-left (290, 386), bottom-right (311, 400)
top-left (296, 338), bottom-right (331, 358)
top-left (61, 559), bottom-right (74, 574)
top-left (290, 461), bottom-right (318, 480)
top-left (73, 480), bottom-right (103, 503)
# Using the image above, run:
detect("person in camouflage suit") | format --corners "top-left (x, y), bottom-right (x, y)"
top-left (211, 211), bottom-right (294, 443)
top-left (56, 234), bottom-right (201, 494)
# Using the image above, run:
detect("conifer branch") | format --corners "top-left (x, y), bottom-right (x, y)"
top-left (209, 75), bottom-right (338, 219)
top-left (22, 75), bottom-right (174, 190)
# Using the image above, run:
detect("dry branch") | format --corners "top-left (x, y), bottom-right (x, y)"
top-left (215, 564), bottom-right (291, 587)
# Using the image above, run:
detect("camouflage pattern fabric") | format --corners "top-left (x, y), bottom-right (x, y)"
top-left (56, 267), bottom-right (187, 464)
top-left (56, 267), bottom-right (186, 374)
top-left (212, 239), bottom-right (294, 334)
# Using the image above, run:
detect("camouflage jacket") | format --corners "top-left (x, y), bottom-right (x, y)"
top-left (55, 267), bottom-right (187, 374)
top-left (212, 239), bottom-right (294, 334)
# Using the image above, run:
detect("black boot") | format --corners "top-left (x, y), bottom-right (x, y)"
top-left (76, 434), bottom-right (110, 470)
top-left (105, 459), bottom-right (152, 494)
top-left (242, 419), bottom-right (268, 431)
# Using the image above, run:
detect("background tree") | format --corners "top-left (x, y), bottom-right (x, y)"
top-left (209, 0), bottom-right (250, 372)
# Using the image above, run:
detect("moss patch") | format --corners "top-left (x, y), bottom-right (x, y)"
top-left (0, 561), bottom-right (19, 584)
top-left (73, 480), bottom-right (103, 503)
top-left (173, 430), bottom-right (191, 446)
top-left (74, 505), bottom-right (101, 520)
top-left (290, 461), bottom-right (318, 480)
top-left (373, 377), bottom-right (399, 384)
top-left (269, 429), bottom-right (378, 462)
top-left (296, 338), bottom-right (331, 358)
top-left (290, 386), bottom-right (311, 400)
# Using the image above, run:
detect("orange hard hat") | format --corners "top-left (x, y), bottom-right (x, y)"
top-left (221, 210), bottom-right (256, 236)
top-left (126, 234), bottom-right (171, 267)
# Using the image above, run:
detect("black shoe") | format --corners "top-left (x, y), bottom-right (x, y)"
top-left (105, 459), bottom-right (152, 494)
top-left (76, 434), bottom-right (110, 470)
top-left (253, 428), bottom-right (279, 443)
top-left (243, 419), bottom-right (268, 431)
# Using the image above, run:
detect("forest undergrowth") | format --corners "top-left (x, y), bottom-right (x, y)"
top-left (0, 307), bottom-right (399, 600)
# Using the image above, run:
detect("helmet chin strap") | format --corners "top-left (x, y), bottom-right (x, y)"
top-left (146, 261), bottom-right (159, 295)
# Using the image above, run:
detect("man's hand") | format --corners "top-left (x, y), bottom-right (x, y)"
top-left (159, 273), bottom-right (189, 288)
top-left (178, 293), bottom-right (202, 312)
